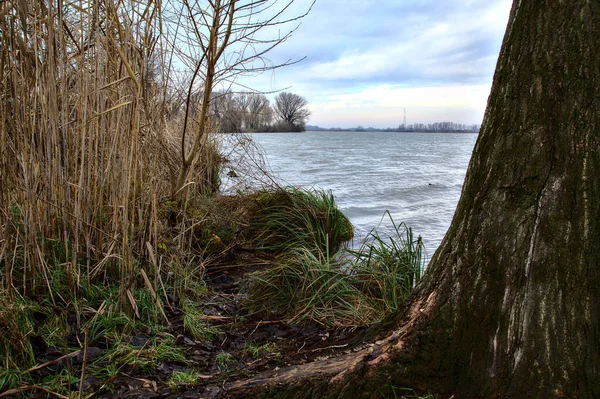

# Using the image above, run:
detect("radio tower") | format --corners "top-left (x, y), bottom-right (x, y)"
top-left (403, 108), bottom-right (407, 130)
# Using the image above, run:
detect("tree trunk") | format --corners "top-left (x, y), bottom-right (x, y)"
top-left (417, 0), bottom-right (600, 394)
top-left (222, 0), bottom-right (600, 397)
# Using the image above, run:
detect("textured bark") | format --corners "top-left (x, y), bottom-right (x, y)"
top-left (414, 0), bottom-right (600, 395)
top-left (222, 0), bottom-right (600, 397)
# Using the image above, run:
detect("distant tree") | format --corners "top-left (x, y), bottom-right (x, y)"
top-left (246, 93), bottom-right (272, 131)
top-left (235, 93), bottom-right (252, 129)
top-left (211, 91), bottom-right (243, 133)
top-left (273, 92), bottom-right (310, 131)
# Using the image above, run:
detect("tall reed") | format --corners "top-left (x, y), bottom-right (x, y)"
top-left (0, 0), bottom-right (222, 367)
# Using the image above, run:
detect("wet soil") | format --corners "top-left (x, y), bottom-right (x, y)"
top-left (7, 256), bottom-right (369, 399)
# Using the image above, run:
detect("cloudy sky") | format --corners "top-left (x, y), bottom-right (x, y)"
top-left (234, 0), bottom-right (513, 129)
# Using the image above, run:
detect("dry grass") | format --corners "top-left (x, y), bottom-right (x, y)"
top-left (0, 3), bottom-right (348, 388)
top-left (0, 0), bottom-right (223, 367)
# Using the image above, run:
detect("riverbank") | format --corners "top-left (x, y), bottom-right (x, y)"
top-left (1, 188), bottom-right (426, 399)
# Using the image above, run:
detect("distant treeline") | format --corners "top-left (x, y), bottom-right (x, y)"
top-left (306, 122), bottom-right (480, 133)
top-left (172, 91), bottom-right (311, 133)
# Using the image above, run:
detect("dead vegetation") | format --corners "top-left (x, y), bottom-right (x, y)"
top-left (0, 1), bottom-right (426, 397)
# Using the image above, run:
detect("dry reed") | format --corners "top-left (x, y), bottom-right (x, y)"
top-left (0, 0), bottom-right (317, 375)
top-left (0, 0), bottom-right (221, 321)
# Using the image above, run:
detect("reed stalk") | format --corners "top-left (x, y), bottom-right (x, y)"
top-left (0, 0), bottom-right (222, 367)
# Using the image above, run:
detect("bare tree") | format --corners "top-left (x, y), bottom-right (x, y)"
top-left (235, 92), bottom-right (252, 129)
top-left (171, 0), bottom-right (315, 196)
top-left (246, 93), bottom-right (272, 131)
top-left (211, 91), bottom-right (274, 132)
top-left (273, 91), bottom-right (311, 131)
top-left (212, 91), bottom-right (244, 133)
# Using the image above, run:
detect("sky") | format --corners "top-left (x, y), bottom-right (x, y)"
top-left (233, 0), bottom-right (513, 129)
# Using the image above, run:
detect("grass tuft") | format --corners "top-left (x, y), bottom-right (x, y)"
top-left (248, 187), bottom-right (354, 258)
top-left (246, 212), bottom-right (425, 327)
top-left (247, 248), bottom-right (381, 327)
top-left (0, 368), bottom-right (23, 392)
top-left (242, 342), bottom-right (277, 359)
top-left (105, 336), bottom-right (187, 371)
top-left (183, 300), bottom-right (220, 341)
top-left (215, 352), bottom-right (234, 371)
top-left (348, 211), bottom-right (425, 312)
top-left (0, 292), bottom-right (40, 368)
top-left (169, 370), bottom-right (203, 389)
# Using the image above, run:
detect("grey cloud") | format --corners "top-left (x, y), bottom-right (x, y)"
top-left (255, 0), bottom-right (511, 90)
top-left (234, 0), bottom-right (511, 122)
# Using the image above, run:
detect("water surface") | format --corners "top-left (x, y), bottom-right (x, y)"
top-left (240, 131), bottom-right (477, 258)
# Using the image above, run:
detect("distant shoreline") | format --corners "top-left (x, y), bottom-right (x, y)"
top-left (305, 123), bottom-right (480, 134)
top-left (245, 129), bottom-right (479, 134)
top-left (305, 129), bottom-right (478, 134)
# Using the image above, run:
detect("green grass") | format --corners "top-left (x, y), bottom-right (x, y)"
top-left (91, 363), bottom-right (121, 381)
top-left (183, 300), bottom-right (220, 341)
top-left (105, 335), bottom-right (187, 371)
top-left (246, 212), bottom-right (425, 327)
top-left (84, 285), bottom-right (168, 343)
top-left (248, 187), bottom-right (354, 258)
top-left (0, 292), bottom-right (40, 369)
top-left (246, 248), bottom-right (381, 327)
top-left (242, 342), bottom-right (277, 358)
top-left (0, 275), bottom-right (195, 391)
top-left (168, 370), bottom-right (203, 389)
top-left (36, 313), bottom-right (70, 349)
top-left (0, 368), bottom-right (23, 392)
top-left (348, 211), bottom-right (425, 312)
top-left (215, 352), bottom-right (234, 371)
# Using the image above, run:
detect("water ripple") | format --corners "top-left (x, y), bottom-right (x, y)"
top-left (249, 131), bottom-right (477, 257)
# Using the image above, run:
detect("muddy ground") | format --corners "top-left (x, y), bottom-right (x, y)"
top-left (5, 258), bottom-right (373, 399)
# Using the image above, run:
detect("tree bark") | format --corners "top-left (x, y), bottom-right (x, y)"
top-left (414, 0), bottom-right (600, 394)
top-left (222, 0), bottom-right (600, 397)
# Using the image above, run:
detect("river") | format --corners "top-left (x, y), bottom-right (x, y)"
top-left (224, 131), bottom-right (477, 260)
